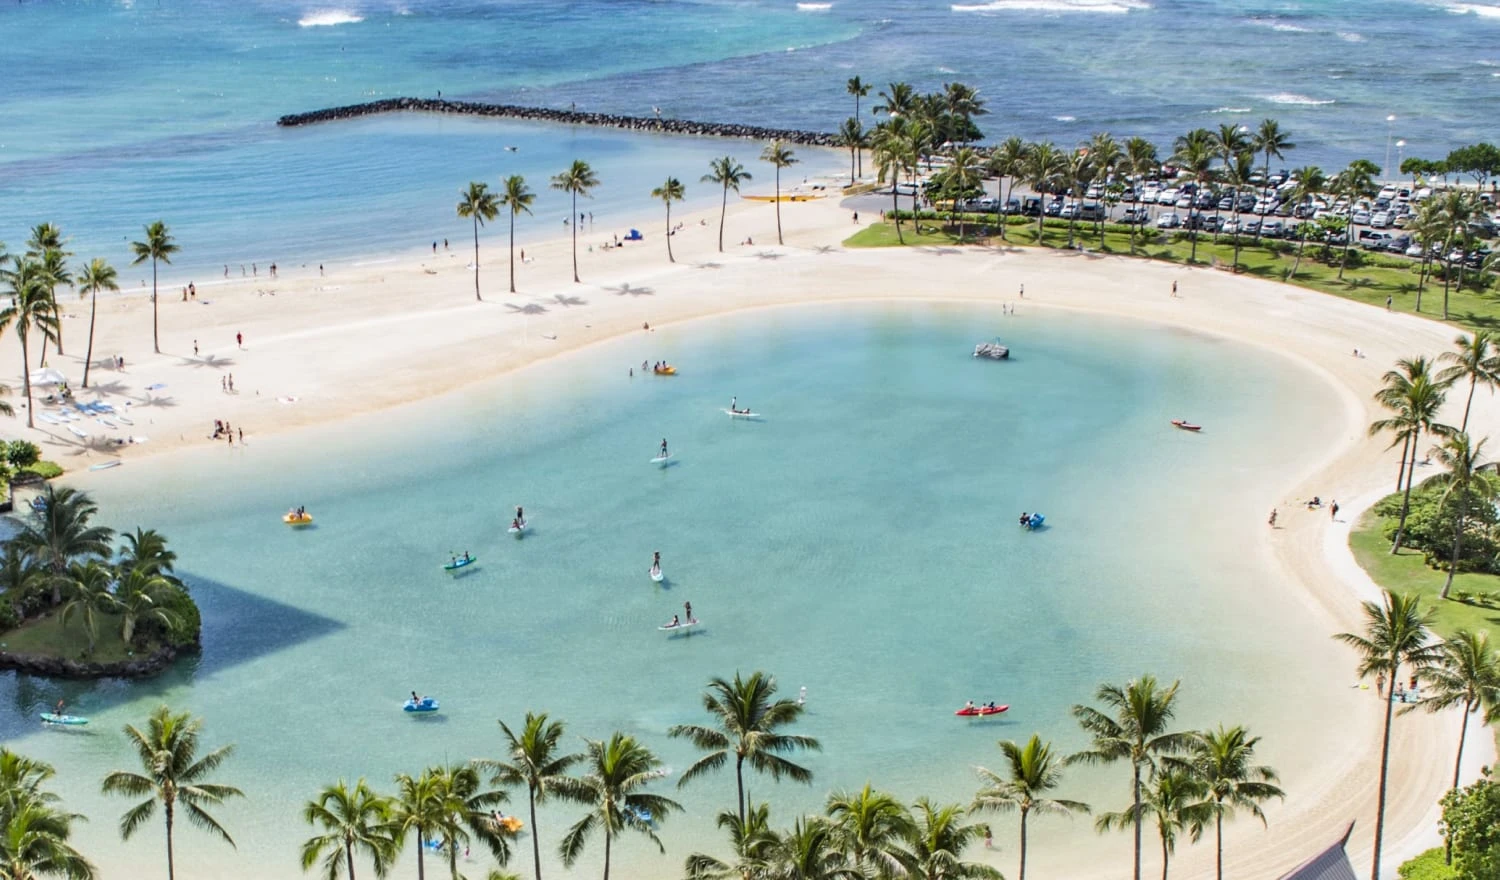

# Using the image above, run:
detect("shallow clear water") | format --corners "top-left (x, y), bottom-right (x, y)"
top-left (3, 0), bottom-right (1498, 278)
top-left (1, 302), bottom-right (1358, 877)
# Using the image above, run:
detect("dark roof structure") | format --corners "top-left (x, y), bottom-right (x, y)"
top-left (1277, 822), bottom-right (1359, 880)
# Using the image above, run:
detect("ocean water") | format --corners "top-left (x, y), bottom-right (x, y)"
top-left (0, 303), bottom-right (1358, 878)
top-left (2, 0), bottom-right (1498, 278)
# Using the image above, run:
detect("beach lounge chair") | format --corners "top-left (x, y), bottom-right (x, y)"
top-left (67, 425), bottom-right (89, 439)
top-left (37, 413), bottom-right (61, 425)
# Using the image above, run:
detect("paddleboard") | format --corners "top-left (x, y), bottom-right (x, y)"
top-left (89, 461), bottom-right (121, 471)
top-left (508, 519), bottom-right (529, 535)
top-left (650, 452), bottom-right (675, 464)
top-left (723, 409), bottom-right (761, 419)
top-left (40, 713), bottom-right (89, 726)
top-left (659, 620), bottom-right (699, 631)
top-left (650, 567), bottom-right (664, 583)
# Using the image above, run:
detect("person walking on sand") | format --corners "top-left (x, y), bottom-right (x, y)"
top-left (1268, 508), bottom-right (1277, 527)
top-left (236, 332), bottom-right (243, 348)
top-left (228, 373), bottom-right (234, 392)
top-left (1386, 295), bottom-right (1392, 311)
top-left (1330, 500), bottom-right (1339, 520)
top-left (1019, 283), bottom-right (1024, 298)
top-left (193, 340), bottom-right (199, 357)
top-left (1171, 280), bottom-right (1178, 297)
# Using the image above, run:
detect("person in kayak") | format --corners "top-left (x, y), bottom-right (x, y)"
top-left (54, 699), bottom-right (65, 715)
top-left (462, 551), bottom-right (472, 563)
top-left (411, 691), bottom-right (421, 705)
top-left (964, 700), bottom-right (975, 711)
top-left (660, 438), bottom-right (669, 458)
top-left (1019, 512), bottom-right (1029, 526)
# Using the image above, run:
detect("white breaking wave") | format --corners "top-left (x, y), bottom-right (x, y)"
top-left (952, 0), bottom-right (1149, 14)
top-left (1246, 17), bottom-right (1311, 32)
top-left (1054, 115), bottom-right (1077, 122)
top-left (796, 2), bottom-right (832, 10)
top-left (1263, 92), bottom-right (1335, 105)
top-left (936, 66), bottom-right (958, 73)
top-left (1440, 2), bottom-right (1500, 18)
top-left (1210, 106), bottom-right (1251, 114)
top-left (298, 9), bottom-right (364, 27)
top-left (1338, 31), bottom-right (1364, 41)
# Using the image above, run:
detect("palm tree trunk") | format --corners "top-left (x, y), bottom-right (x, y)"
top-left (473, 215), bottom-right (482, 302)
top-left (346, 840), bottom-right (357, 880)
top-left (666, 203), bottom-right (675, 263)
top-left (775, 166), bottom-right (784, 246)
top-left (1289, 232), bottom-right (1306, 279)
top-left (20, 328), bottom-right (33, 429)
top-left (1447, 699), bottom-right (1472, 865)
top-left (1215, 811), bottom-right (1223, 880)
top-left (1395, 433), bottom-right (1411, 493)
top-left (1161, 835), bottom-right (1170, 880)
top-left (449, 840), bottom-right (459, 880)
top-left (735, 754), bottom-right (746, 824)
top-left (1001, 175), bottom-right (1014, 242)
top-left (1443, 501), bottom-right (1467, 599)
top-left (603, 828), bottom-right (612, 880)
top-left (417, 834), bottom-right (427, 880)
top-left (1392, 428), bottom-right (1422, 553)
top-left (152, 258), bottom-right (160, 354)
top-left (849, 148), bottom-right (856, 186)
top-left (82, 289), bottom-right (97, 389)
top-left (1018, 809), bottom-right (1029, 880)
top-left (854, 95), bottom-right (863, 178)
top-left (1463, 376), bottom-right (1477, 432)
top-left (165, 806), bottom-right (176, 880)
top-left (891, 186), bottom-right (904, 244)
top-left (1132, 763), bottom-right (1143, 880)
top-left (530, 787), bottom-right (542, 880)
top-left (718, 183), bottom-right (728, 252)
top-left (571, 191), bottom-right (580, 283)
top-left (1370, 660), bottom-right (1400, 880)
top-left (509, 215), bottom-right (517, 293)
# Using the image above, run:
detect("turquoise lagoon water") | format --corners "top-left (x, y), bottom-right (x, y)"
top-left (0, 303), bottom-right (1360, 877)
top-left (5, 0), bottom-right (1500, 279)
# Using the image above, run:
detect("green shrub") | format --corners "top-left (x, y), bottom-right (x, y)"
top-left (20, 461), bottom-right (63, 480)
top-left (5, 440), bottom-right (41, 469)
top-left (1399, 848), bottom-right (1456, 880)
top-left (135, 584), bottom-right (201, 650)
top-left (0, 598), bottom-right (18, 632)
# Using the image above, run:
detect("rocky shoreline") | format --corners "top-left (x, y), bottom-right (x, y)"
top-left (0, 644), bottom-right (182, 680)
top-left (277, 98), bottom-right (840, 147)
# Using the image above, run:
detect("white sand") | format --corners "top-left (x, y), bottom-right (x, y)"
top-left (3, 182), bottom-right (1488, 878)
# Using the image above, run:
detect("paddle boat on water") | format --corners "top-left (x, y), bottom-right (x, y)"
top-left (954, 702), bottom-right (1008, 717)
top-left (444, 553), bottom-right (477, 572)
top-left (1019, 512), bottom-right (1045, 530)
top-left (40, 713), bottom-right (89, 726)
top-left (652, 364), bottom-right (677, 376)
top-left (1171, 419), bottom-right (1203, 432)
top-left (283, 507), bottom-right (314, 526)
top-left (403, 695), bottom-right (440, 713)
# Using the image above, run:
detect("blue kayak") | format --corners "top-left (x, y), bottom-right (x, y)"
top-left (403, 697), bottom-right (440, 713)
top-left (40, 713), bottom-right (88, 726)
top-left (443, 556), bottom-right (476, 571)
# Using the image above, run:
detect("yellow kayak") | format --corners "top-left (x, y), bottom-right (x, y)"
top-left (653, 366), bottom-right (677, 376)
top-left (283, 513), bottom-right (314, 526)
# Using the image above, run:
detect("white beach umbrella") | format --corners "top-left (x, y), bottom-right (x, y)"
top-left (32, 368), bottom-right (66, 386)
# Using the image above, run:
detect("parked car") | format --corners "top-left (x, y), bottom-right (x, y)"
top-left (1060, 202), bottom-right (1081, 219)
top-left (1370, 211), bottom-right (1393, 228)
top-left (1120, 207), bottom-right (1149, 224)
top-left (1079, 203), bottom-right (1106, 221)
top-left (1157, 188), bottom-right (1180, 205)
top-left (1021, 197), bottom-right (1042, 217)
top-left (1044, 197), bottom-right (1064, 216)
top-left (1156, 212), bottom-right (1182, 229)
top-left (1261, 220), bottom-right (1285, 237)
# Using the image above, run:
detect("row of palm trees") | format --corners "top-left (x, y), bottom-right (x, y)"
top-left (0, 221), bottom-right (177, 428)
top-left (453, 144), bottom-right (800, 299)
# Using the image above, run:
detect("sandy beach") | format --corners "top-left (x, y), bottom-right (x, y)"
top-left (3, 175), bottom-right (1489, 879)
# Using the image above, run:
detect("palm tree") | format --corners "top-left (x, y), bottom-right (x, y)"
top-left (988, 137), bottom-right (1030, 241)
top-left (685, 803), bottom-right (777, 880)
top-left (1369, 360), bottom-right (1452, 554)
top-left (456, 182), bottom-right (501, 302)
top-left (1433, 190), bottom-right (1479, 316)
top-left (1334, 591), bottom-right (1441, 880)
top-left (652, 178), bottom-right (686, 264)
top-left (559, 733), bottom-right (681, 880)
top-left (112, 566), bottom-right (178, 645)
top-left (1250, 119), bottom-right (1294, 239)
top-left (1438, 331), bottom-right (1500, 433)
top-left (1022, 142), bottom-right (1067, 243)
top-left (768, 817), bottom-right (862, 880)
top-left (76, 258), bottom-right (117, 389)
top-left (1062, 149), bottom-right (1094, 247)
top-left (1284, 167), bottom-right (1325, 280)
top-left (1224, 154), bottom-right (1256, 272)
top-left (1086, 133), bottom-right (1123, 245)
top-left (847, 77), bottom-right (870, 175)
top-left (1170, 130), bottom-right (1216, 263)
top-left (101, 706), bottom-right (243, 880)
top-left (0, 749), bottom-right (62, 809)
top-left (873, 82), bottom-right (916, 120)
top-left (551, 161), bottom-right (599, 283)
top-left (117, 528), bottom-right (179, 583)
top-left (836, 119), bottom-right (865, 187)
top-left (426, 763), bottom-right (510, 880)
top-left (904, 800), bottom-right (1000, 880)
top-left (0, 258), bottom-right (61, 429)
top-left (702, 157), bottom-right (752, 253)
top-left (1187, 726), bottom-right (1283, 880)
top-left (0, 800), bottom-right (96, 880)
top-left (484, 713), bottom-right (584, 880)
top-left (390, 770), bottom-right (444, 880)
top-left (760, 143), bottom-right (799, 246)
top-left (499, 176), bottom-right (535, 294)
top-left (1426, 433), bottom-right (1500, 598)
top-left (1071, 675), bottom-right (1191, 880)
top-left (27, 227), bottom-right (73, 365)
top-left (939, 148), bottom-right (984, 240)
top-left (669, 670), bottom-right (821, 823)
top-left (825, 784), bottom-right (914, 878)
top-left (14, 485), bottom-right (114, 606)
top-left (1122, 137), bottom-right (1160, 254)
top-left (1333, 159), bottom-right (1378, 280)
top-left (871, 122), bottom-right (913, 244)
top-left (973, 735), bottom-right (1089, 880)
top-left (942, 83), bottom-right (987, 145)
top-left (58, 560), bottom-right (115, 656)
top-left (300, 779), bottom-right (396, 880)
top-left (1412, 630), bottom-right (1500, 855)
top-left (1094, 770), bottom-right (1211, 880)
top-left (129, 221), bottom-right (177, 354)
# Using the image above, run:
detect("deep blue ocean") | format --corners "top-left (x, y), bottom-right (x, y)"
top-left (1, 0), bottom-right (1496, 273)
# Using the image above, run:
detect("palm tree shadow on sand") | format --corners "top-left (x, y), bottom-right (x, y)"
top-left (753, 251), bottom-right (783, 261)
top-left (181, 355), bottom-right (236, 370)
top-left (812, 245), bottom-right (839, 255)
top-left (552, 294), bottom-right (587, 307)
top-left (692, 262), bottom-right (721, 270)
top-left (917, 246), bottom-right (963, 257)
top-left (504, 303), bottom-right (548, 315)
top-left (605, 283), bottom-right (654, 297)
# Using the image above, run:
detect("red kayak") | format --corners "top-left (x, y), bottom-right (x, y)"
top-left (1171, 420), bottom-right (1202, 432)
top-left (955, 705), bottom-right (1009, 717)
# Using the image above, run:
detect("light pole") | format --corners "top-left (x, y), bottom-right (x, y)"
top-left (1396, 140), bottom-right (1406, 182)
top-left (1383, 114), bottom-right (1397, 181)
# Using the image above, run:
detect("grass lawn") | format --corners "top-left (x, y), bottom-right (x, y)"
top-left (845, 218), bottom-right (1500, 332)
top-left (1350, 510), bottom-right (1500, 639)
top-left (0, 609), bottom-right (139, 665)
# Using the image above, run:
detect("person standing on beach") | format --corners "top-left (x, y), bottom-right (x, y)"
top-left (1171, 280), bottom-right (1178, 297)
top-left (193, 340), bottom-right (199, 357)
top-left (1330, 500), bottom-right (1339, 520)
top-left (1386, 295), bottom-right (1392, 311)
top-left (236, 332), bottom-right (243, 348)
top-left (1019, 283), bottom-right (1024, 298)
